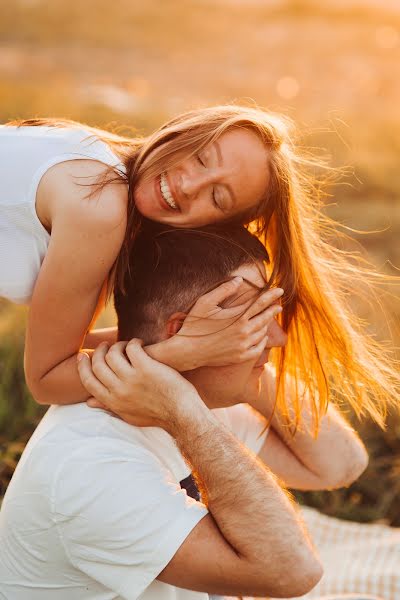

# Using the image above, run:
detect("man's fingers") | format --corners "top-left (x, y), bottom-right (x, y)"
top-left (91, 342), bottom-right (121, 390)
top-left (196, 277), bottom-right (243, 308)
top-left (87, 398), bottom-right (120, 419)
top-left (245, 287), bottom-right (284, 319)
top-left (104, 341), bottom-right (132, 379)
top-left (125, 338), bottom-right (150, 367)
top-left (87, 398), bottom-right (107, 409)
top-left (78, 352), bottom-right (110, 400)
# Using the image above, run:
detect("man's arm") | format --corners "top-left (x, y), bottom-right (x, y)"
top-left (248, 365), bottom-right (369, 490)
top-left (78, 340), bottom-right (322, 598)
top-left (158, 398), bottom-right (322, 598)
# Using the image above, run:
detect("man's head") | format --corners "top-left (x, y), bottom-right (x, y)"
top-left (114, 220), bottom-right (287, 407)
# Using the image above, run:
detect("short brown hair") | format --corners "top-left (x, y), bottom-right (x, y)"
top-left (114, 220), bottom-right (269, 344)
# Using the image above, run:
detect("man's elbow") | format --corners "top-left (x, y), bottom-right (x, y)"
top-left (286, 561), bottom-right (323, 598)
top-left (271, 552), bottom-right (323, 597)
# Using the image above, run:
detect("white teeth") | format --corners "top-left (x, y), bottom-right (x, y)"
top-left (160, 172), bottom-right (178, 210)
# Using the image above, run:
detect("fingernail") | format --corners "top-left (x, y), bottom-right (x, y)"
top-left (233, 276), bottom-right (243, 284)
top-left (275, 306), bottom-right (283, 313)
top-left (275, 288), bottom-right (284, 296)
top-left (77, 353), bottom-right (85, 363)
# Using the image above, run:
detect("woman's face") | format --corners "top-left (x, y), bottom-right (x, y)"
top-left (133, 128), bottom-right (270, 227)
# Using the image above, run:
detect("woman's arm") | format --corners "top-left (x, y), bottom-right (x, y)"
top-left (249, 366), bottom-right (369, 490)
top-left (24, 160), bottom-right (128, 405)
top-left (84, 327), bottom-right (118, 349)
top-left (144, 285), bottom-right (284, 371)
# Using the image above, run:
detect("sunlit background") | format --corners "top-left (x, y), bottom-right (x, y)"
top-left (0, 0), bottom-right (399, 523)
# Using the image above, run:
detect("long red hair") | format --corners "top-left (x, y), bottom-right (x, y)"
top-left (8, 105), bottom-right (400, 430)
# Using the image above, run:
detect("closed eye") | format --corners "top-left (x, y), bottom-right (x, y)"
top-left (212, 187), bottom-right (219, 210)
top-left (196, 153), bottom-right (205, 167)
top-left (196, 153), bottom-right (222, 211)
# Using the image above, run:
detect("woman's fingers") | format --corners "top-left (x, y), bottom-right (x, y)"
top-left (249, 303), bottom-right (283, 332)
top-left (247, 323), bottom-right (270, 348)
top-left (244, 287), bottom-right (284, 319)
top-left (91, 342), bottom-right (121, 390)
top-left (195, 277), bottom-right (243, 309)
top-left (240, 305), bottom-right (282, 354)
top-left (245, 335), bottom-right (270, 360)
top-left (78, 352), bottom-right (110, 400)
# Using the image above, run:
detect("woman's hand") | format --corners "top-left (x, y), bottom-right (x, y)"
top-left (148, 278), bottom-right (284, 371)
top-left (77, 338), bottom-right (200, 429)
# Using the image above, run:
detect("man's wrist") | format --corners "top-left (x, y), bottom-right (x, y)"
top-left (165, 393), bottom-right (216, 440)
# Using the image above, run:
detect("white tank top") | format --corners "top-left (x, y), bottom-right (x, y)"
top-left (0, 125), bottom-right (125, 304)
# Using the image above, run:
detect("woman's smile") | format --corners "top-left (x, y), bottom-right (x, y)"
top-left (153, 175), bottom-right (179, 213)
top-left (159, 172), bottom-right (179, 210)
top-left (134, 128), bottom-right (270, 228)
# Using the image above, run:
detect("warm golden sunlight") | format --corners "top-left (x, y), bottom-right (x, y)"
top-left (0, 2), bottom-right (399, 599)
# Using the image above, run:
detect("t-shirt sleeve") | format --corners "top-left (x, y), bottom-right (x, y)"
top-left (52, 438), bottom-right (208, 600)
top-left (215, 403), bottom-right (269, 456)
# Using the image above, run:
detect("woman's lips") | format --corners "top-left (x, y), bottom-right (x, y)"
top-left (166, 172), bottom-right (180, 209)
top-left (153, 175), bottom-right (175, 212)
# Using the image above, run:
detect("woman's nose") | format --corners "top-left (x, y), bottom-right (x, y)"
top-left (180, 171), bottom-right (212, 197)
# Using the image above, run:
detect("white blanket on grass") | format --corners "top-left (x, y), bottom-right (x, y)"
top-left (290, 506), bottom-right (400, 600)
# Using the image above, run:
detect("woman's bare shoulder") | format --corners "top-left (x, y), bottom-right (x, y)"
top-left (37, 159), bottom-right (128, 234)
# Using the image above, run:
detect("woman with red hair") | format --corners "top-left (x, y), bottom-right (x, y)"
top-left (1, 104), bottom-right (398, 427)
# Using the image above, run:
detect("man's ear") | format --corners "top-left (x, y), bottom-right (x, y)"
top-left (166, 312), bottom-right (188, 337)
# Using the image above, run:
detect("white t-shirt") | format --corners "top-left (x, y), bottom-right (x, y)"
top-left (0, 125), bottom-right (125, 304)
top-left (0, 402), bottom-right (268, 600)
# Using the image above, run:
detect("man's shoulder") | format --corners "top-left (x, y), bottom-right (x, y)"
top-left (5, 404), bottom-right (160, 502)
top-left (212, 402), bottom-right (254, 427)
top-left (20, 403), bottom-right (138, 460)
top-left (213, 403), bottom-right (269, 456)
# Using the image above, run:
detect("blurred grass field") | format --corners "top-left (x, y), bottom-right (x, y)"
top-left (0, 0), bottom-right (399, 523)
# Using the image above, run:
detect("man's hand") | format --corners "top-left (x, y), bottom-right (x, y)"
top-left (78, 341), bottom-right (322, 597)
top-left (78, 339), bottom-right (202, 430)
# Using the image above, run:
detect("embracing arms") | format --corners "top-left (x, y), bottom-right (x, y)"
top-left (250, 366), bottom-right (369, 490)
top-left (83, 327), bottom-right (118, 348)
top-left (78, 340), bottom-right (322, 598)
top-left (159, 398), bottom-right (322, 598)
top-left (24, 160), bottom-right (128, 406)
top-left (26, 160), bottom-right (277, 406)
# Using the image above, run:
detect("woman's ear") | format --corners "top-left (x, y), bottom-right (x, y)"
top-left (166, 312), bottom-right (188, 337)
